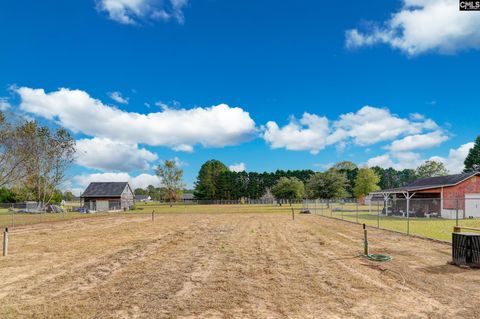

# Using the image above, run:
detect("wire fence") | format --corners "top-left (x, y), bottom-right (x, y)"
top-left (2, 197), bottom-right (479, 243)
top-left (304, 197), bottom-right (480, 242)
top-left (0, 200), bottom-right (304, 229)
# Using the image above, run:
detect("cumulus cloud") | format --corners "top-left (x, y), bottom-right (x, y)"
top-left (76, 137), bottom-right (158, 171)
top-left (263, 106), bottom-right (440, 154)
top-left (74, 172), bottom-right (160, 195)
top-left (346, 0), bottom-right (480, 55)
top-left (333, 106), bottom-right (437, 146)
top-left (0, 98), bottom-right (10, 111)
top-left (229, 163), bottom-right (246, 172)
top-left (430, 142), bottom-right (474, 173)
top-left (108, 91), bottom-right (129, 104)
top-left (387, 131), bottom-right (449, 152)
top-left (96, 0), bottom-right (188, 25)
top-left (367, 142), bottom-right (474, 173)
top-left (263, 113), bottom-right (330, 154)
top-left (16, 87), bottom-right (256, 152)
top-left (366, 152), bottom-right (423, 170)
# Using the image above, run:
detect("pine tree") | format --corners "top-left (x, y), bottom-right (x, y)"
top-left (464, 136), bottom-right (480, 173)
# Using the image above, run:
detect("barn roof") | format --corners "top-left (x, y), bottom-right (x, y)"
top-left (81, 182), bottom-right (130, 197)
top-left (372, 172), bottom-right (480, 194)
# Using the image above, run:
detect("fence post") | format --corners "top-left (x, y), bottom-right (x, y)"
top-left (291, 207), bottom-right (295, 221)
top-left (377, 202), bottom-right (380, 228)
top-left (363, 224), bottom-right (369, 256)
top-left (356, 202), bottom-right (359, 224)
top-left (152, 210), bottom-right (155, 222)
top-left (3, 228), bottom-right (8, 257)
top-left (11, 203), bottom-right (14, 228)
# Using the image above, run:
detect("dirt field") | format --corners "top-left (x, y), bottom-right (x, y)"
top-left (1, 212), bottom-right (480, 318)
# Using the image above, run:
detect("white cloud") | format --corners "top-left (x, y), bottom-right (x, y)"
top-left (16, 87), bottom-right (256, 152)
top-left (172, 156), bottom-right (188, 168)
top-left (172, 144), bottom-right (194, 152)
top-left (387, 131), bottom-right (449, 152)
top-left (108, 91), bottom-right (129, 104)
top-left (366, 152), bottom-right (423, 170)
top-left (346, 0), bottom-right (480, 55)
top-left (74, 172), bottom-right (160, 194)
top-left (430, 142), bottom-right (474, 173)
top-left (96, 0), bottom-right (188, 25)
top-left (76, 137), bottom-right (158, 171)
top-left (0, 98), bottom-right (10, 111)
top-left (410, 113), bottom-right (425, 120)
top-left (366, 142), bottom-right (474, 173)
top-left (263, 113), bottom-right (330, 154)
top-left (367, 154), bottom-right (396, 169)
top-left (229, 163), bottom-right (246, 172)
top-left (333, 106), bottom-right (436, 146)
top-left (263, 106), bottom-right (440, 154)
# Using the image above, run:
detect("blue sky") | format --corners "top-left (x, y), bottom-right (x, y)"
top-left (1, 0), bottom-right (479, 193)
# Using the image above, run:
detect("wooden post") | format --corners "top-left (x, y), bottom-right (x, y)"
top-left (454, 226), bottom-right (461, 233)
top-left (363, 224), bottom-right (369, 256)
top-left (291, 208), bottom-right (294, 221)
top-left (3, 228), bottom-right (8, 257)
top-left (356, 202), bottom-right (359, 224)
top-left (152, 210), bottom-right (155, 222)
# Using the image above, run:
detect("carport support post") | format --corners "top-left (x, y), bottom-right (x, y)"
top-left (403, 192), bottom-right (416, 236)
top-left (406, 192), bottom-right (410, 235)
top-left (3, 228), bottom-right (8, 257)
top-left (382, 192), bottom-right (390, 217)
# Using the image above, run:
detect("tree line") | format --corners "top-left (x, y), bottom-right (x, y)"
top-left (193, 137), bottom-right (480, 201)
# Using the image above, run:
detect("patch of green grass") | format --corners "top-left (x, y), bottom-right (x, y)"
top-left (312, 204), bottom-right (476, 242)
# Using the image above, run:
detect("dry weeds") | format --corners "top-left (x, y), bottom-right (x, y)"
top-left (1, 213), bottom-right (479, 318)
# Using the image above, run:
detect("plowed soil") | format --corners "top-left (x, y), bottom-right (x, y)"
top-left (1, 213), bottom-right (479, 318)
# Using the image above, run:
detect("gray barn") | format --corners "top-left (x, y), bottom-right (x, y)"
top-left (80, 182), bottom-right (134, 212)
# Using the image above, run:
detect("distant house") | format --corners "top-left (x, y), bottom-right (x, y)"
top-left (134, 195), bottom-right (152, 203)
top-left (182, 193), bottom-right (194, 202)
top-left (81, 182), bottom-right (134, 212)
top-left (370, 172), bottom-right (480, 219)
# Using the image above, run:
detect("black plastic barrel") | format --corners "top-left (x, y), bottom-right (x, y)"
top-left (452, 232), bottom-right (480, 267)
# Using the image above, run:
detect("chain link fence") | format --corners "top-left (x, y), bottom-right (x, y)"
top-left (304, 197), bottom-right (480, 242)
top-left (0, 201), bottom-right (84, 228)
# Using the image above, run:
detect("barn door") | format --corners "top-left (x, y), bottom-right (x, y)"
top-left (465, 194), bottom-right (480, 218)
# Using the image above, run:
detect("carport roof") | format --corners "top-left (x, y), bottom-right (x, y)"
top-left (371, 172), bottom-right (480, 194)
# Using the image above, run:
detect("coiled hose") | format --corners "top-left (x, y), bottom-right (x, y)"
top-left (365, 253), bottom-right (393, 262)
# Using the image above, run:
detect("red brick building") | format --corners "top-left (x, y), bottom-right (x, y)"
top-left (371, 172), bottom-right (480, 219)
